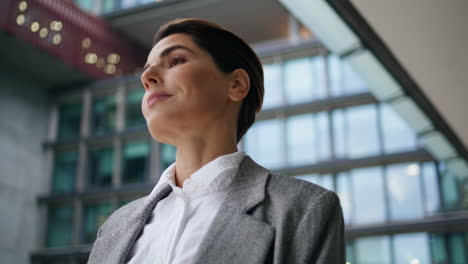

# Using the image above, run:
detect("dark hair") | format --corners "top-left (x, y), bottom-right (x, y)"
top-left (153, 18), bottom-right (264, 143)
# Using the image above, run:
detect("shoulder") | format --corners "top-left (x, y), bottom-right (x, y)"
top-left (97, 196), bottom-right (147, 237)
top-left (264, 173), bottom-right (341, 216)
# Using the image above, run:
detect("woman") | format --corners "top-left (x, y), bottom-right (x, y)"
top-left (88, 18), bottom-right (345, 264)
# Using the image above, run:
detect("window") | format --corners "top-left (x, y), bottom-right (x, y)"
top-left (429, 233), bottom-right (448, 264)
top-left (57, 102), bottom-right (82, 140)
top-left (333, 105), bottom-right (380, 159)
top-left (393, 233), bottom-right (430, 264)
top-left (336, 172), bottom-right (352, 224)
top-left (47, 205), bottom-right (73, 247)
top-left (262, 63), bottom-right (282, 109)
top-left (448, 233), bottom-right (467, 264)
top-left (381, 104), bottom-right (417, 153)
top-left (286, 112), bottom-right (330, 166)
top-left (244, 119), bottom-right (283, 169)
top-left (284, 56), bottom-right (326, 104)
top-left (355, 235), bottom-right (391, 264)
top-left (91, 94), bottom-right (116, 135)
top-left (347, 104), bottom-right (380, 158)
top-left (352, 166), bottom-right (386, 224)
top-left (52, 150), bottom-right (78, 194)
top-left (82, 201), bottom-right (112, 243)
top-left (387, 163), bottom-right (424, 220)
top-left (422, 162), bottom-right (440, 214)
top-left (122, 140), bottom-right (150, 184)
top-left (440, 170), bottom-right (461, 211)
top-left (126, 88), bottom-right (145, 128)
top-left (88, 146), bottom-right (114, 188)
top-left (160, 144), bottom-right (176, 171)
top-left (329, 54), bottom-right (368, 96)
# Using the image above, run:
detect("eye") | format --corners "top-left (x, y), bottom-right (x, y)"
top-left (168, 57), bottom-right (186, 68)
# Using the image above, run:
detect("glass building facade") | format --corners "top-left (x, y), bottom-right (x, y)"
top-left (35, 43), bottom-right (468, 263)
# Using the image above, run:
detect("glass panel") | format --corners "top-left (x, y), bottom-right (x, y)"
top-left (430, 233), bottom-right (448, 264)
top-left (393, 233), bottom-right (430, 264)
top-left (75, 0), bottom-right (94, 13)
top-left (88, 146), bottom-right (114, 188)
top-left (355, 235), bottom-right (391, 264)
top-left (244, 119), bottom-right (283, 169)
top-left (346, 241), bottom-right (355, 264)
top-left (47, 205), bottom-right (73, 247)
top-left (284, 56), bottom-right (326, 104)
top-left (262, 63), bottom-right (282, 109)
top-left (347, 104), bottom-right (380, 158)
top-left (381, 104), bottom-right (417, 153)
top-left (332, 109), bottom-right (347, 158)
top-left (126, 88), bottom-right (145, 128)
top-left (82, 201), bottom-right (112, 243)
top-left (387, 163), bottom-right (424, 220)
top-left (286, 112), bottom-right (330, 166)
top-left (423, 162), bottom-right (441, 214)
top-left (160, 144), bottom-right (176, 171)
top-left (336, 172), bottom-right (352, 224)
top-left (448, 233), bottom-right (467, 264)
top-left (441, 170), bottom-right (461, 211)
top-left (329, 54), bottom-right (368, 96)
top-left (52, 150), bottom-right (78, 194)
top-left (122, 140), bottom-right (150, 184)
top-left (92, 94), bottom-right (116, 135)
top-left (352, 166), bottom-right (386, 224)
top-left (57, 102), bottom-right (82, 140)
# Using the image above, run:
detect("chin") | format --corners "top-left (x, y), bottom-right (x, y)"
top-left (146, 118), bottom-right (175, 144)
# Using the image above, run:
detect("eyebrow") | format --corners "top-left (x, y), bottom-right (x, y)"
top-left (143, 44), bottom-right (195, 71)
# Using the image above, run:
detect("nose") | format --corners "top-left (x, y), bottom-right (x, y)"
top-left (141, 69), bottom-right (161, 90)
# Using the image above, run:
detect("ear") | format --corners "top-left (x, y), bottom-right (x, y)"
top-left (227, 68), bottom-right (250, 102)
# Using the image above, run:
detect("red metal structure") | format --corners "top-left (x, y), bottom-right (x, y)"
top-left (0, 0), bottom-right (147, 79)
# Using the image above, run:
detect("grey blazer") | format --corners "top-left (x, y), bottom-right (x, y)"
top-left (88, 155), bottom-right (345, 264)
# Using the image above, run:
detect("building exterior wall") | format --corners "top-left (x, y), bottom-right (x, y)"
top-left (0, 69), bottom-right (50, 264)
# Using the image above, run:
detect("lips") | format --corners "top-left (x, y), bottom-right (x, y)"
top-left (147, 92), bottom-right (172, 106)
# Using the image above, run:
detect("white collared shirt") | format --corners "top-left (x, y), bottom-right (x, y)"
top-left (125, 151), bottom-right (246, 264)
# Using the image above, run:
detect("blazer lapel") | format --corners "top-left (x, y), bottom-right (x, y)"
top-left (194, 156), bottom-right (275, 264)
top-left (89, 183), bottom-right (172, 264)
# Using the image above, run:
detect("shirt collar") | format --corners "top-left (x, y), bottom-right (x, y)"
top-left (151, 151), bottom-right (246, 198)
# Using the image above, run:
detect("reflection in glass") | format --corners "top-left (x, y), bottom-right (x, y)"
top-left (88, 146), bottom-right (114, 188)
top-left (122, 140), bottom-right (150, 184)
top-left (83, 201), bottom-right (112, 243)
top-left (263, 63), bottom-right (282, 109)
top-left (52, 150), bottom-right (78, 194)
top-left (381, 104), bottom-right (417, 153)
top-left (47, 205), bottom-right (73, 247)
top-left (126, 88), bottom-right (146, 128)
top-left (57, 102), bottom-right (82, 140)
top-left (355, 235), bottom-right (391, 264)
top-left (287, 112), bottom-right (330, 166)
top-left (393, 233), bottom-right (430, 264)
top-left (92, 94), bottom-right (116, 135)
top-left (329, 54), bottom-right (368, 96)
top-left (352, 166), bottom-right (386, 224)
top-left (285, 56), bottom-right (326, 104)
top-left (244, 119), bottom-right (283, 169)
top-left (422, 162), bottom-right (440, 214)
top-left (160, 144), bottom-right (176, 171)
top-left (387, 163), bottom-right (424, 220)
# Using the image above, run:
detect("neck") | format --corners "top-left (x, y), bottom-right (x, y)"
top-left (173, 130), bottom-right (238, 188)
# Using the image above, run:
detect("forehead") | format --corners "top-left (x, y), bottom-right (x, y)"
top-left (148, 33), bottom-right (198, 60)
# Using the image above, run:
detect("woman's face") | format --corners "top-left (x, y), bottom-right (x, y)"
top-left (141, 33), bottom-right (234, 144)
